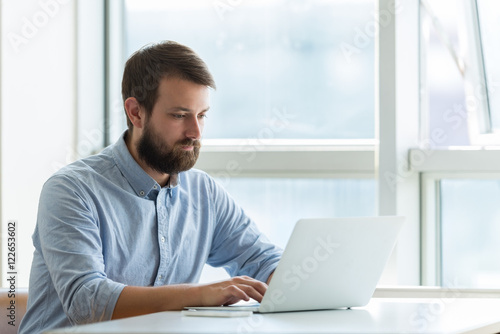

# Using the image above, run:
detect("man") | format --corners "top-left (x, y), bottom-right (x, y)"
top-left (19, 41), bottom-right (282, 334)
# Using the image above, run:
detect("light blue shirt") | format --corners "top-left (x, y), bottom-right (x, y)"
top-left (19, 133), bottom-right (282, 334)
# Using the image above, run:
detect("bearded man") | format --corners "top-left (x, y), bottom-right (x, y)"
top-left (19, 41), bottom-right (281, 334)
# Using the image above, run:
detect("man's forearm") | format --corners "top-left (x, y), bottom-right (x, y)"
top-left (112, 284), bottom-right (200, 319)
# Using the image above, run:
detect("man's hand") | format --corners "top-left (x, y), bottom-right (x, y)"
top-left (197, 276), bottom-right (268, 306)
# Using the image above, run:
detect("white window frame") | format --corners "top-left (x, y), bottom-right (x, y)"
top-left (376, 0), bottom-right (421, 285)
top-left (195, 139), bottom-right (376, 179)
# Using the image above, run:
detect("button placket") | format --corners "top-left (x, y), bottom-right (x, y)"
top-left (155, 189), bottom-right (170, 285)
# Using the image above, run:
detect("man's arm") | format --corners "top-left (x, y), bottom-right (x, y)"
top-left (36, 175), bottom-right (126, 324)
top-left (112, 276), bottom-right (267, 319)
top-left (207, 176), bottom-right (282, 282)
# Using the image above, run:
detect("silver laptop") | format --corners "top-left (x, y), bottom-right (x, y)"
top-left (187, 216), bottom-right (404, 313)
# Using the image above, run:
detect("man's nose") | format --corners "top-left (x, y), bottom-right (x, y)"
top-left (186, 115), bottom-right (202, 140)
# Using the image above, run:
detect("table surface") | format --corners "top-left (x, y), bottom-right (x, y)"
top-left (45, 298), bottom-right (500, 334)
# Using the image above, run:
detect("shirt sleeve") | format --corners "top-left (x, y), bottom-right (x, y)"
top-left (206, 177), bottom-right (282, 283)
top-left (36, 174), bottom-right (125, 325)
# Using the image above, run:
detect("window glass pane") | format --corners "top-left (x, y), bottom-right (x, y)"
top-left (441, 179), bottom-right (500, 288)
top-left (124, 0), bottom-right (375, 140)
top-left (476, 0), bottom-right (500, 131)
top-left (200, 177), bottom-right (376, 282)
top-left (420, 0), bottom-right (469, 146)
top-left (217, 177), bottom-right (376, 248)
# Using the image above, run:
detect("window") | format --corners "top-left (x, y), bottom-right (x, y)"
top-left (420, 0), bottom-right (468, 146)
top-left (418, 0), bottom-right (500, 289)
top-left (459, 0), bottom-right (500, 144)
top-left (476, 0), bottom-right (500, 132)
top-left (421, 172), bottom-right (500, 288)
top-left (124, 0), bottom-right (375, 140)
top-left (220, 177), bottom-right (376, 248)
top-left (441, 178), bottom-right (500, 288)
top-left (419, 0), bottom-right (500, 146)
top-left (121, 0), bottom-right (379, 282)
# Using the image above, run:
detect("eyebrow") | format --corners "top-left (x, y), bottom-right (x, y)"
top-left (167, 106), bottom-right (210, 113)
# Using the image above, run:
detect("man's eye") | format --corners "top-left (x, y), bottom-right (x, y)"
top-left (198, 114), bottom-right (207, 119)
top-left (172, 114), bottom-right (185, 119)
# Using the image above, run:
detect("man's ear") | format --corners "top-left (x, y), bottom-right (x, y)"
top-left (124, 97), bottom-right (145, 129)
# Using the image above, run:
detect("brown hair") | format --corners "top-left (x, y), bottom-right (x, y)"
top-left (121, 40), bottom-right (216, 130)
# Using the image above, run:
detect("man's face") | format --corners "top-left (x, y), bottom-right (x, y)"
top-left (136, 77), bottom-right (210, 175)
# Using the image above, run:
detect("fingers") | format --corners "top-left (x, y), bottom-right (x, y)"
top-left (199, 276), bottom-right (268, 306)
top-left (232, 276), bottom-right (268, 292)
top-left (220, 285), bottom-right (251, 305)
top-left (221, 276), bottom-right (268, 304)
top-left (229, 276), bottom-right (268, 302)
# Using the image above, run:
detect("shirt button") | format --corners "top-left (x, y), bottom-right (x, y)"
top-left (158, 275), bottom-right (163, 279)
top-left (139, 190), bottom-right (145, 196)
top-left (160, 236), bottom-right (165, 243)
top-left (153, 185), bottom-right (158, 189)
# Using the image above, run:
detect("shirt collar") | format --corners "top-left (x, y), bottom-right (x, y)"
top-left (111, 131), bottom-right (161, 198)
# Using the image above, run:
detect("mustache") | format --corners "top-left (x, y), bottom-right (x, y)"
top-left (176, 139), bottom-right (201, 148)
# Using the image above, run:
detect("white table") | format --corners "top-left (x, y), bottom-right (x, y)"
top-left (45, 298), bottom-right (500, 334)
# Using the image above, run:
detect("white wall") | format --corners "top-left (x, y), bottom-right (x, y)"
top-left (1, 0), bottom-right (76, 287)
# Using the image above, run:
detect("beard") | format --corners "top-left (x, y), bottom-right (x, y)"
top-left (136, 121), bottom-right (201, 175)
